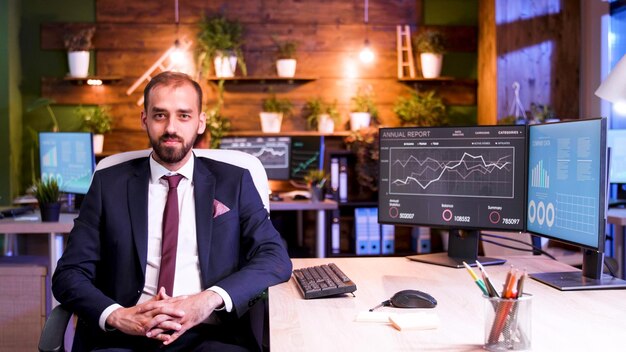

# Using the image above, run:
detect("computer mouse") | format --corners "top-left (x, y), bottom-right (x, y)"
top-left (389, 289), bottom-right (437, 309)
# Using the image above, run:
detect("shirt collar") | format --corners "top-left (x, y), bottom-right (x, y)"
top-left (149, 152), bottom-right (195, 184)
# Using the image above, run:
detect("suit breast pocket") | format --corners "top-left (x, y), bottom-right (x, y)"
top-left (212, 211), bottom-right (238, 228)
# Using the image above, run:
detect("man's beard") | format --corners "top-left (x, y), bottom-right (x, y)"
top-left (149, 132), bottom-right (193, 164)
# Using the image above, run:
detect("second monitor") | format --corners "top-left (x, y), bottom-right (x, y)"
top-left (378, 125), bottom-right (527, 267)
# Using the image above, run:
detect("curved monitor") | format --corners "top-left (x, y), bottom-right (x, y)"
top-left (39, 132), bottom-right (95, 195)
top-left (219, 136), bottom-right (291, 180)
top-left (378, 125), bottom-right (527, 267)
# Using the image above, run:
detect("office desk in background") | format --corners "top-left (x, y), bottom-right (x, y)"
top-left (270, 199), bottom-right (337, 258)
top-left (0, 212), bottom-right (76, 276)
top-left (270, 257), bottom-right (626, 352)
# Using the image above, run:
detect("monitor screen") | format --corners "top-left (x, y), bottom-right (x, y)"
top-left (219, 136), bottom-right (291, 180)
top-left (379, 125), bottom-right (527, 231)
top-left (39, 132), bottom-right (95, 195)
top-left (378, 125), bottom-right (527, 268)
top-left (526, 118), bottom-right (626, 290)
top-left (290, 136), bottom-right (324, 181)
top-left (526, 119), bottom-right (605, 250)
top-left (607, 129), bottom-right (626, 184)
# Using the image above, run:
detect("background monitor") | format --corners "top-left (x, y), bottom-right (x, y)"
top-left (607, 129), bottom-right (626, 184)
top-left (526, 118), bottom-right (626, 290)
top-left (219, 136), bottom-right (291, 180)
top-left (378, 125), bottom-right (527, 268)
top-left (290, 136), bottom-right (324, 181)
top-left (39, 132), bottom-right (95, 195)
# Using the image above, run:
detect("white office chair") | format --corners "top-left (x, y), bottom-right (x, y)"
top-left (39, 148), bottom-right (272, 352)
top-left (94, 148), bottom-right (270, 212)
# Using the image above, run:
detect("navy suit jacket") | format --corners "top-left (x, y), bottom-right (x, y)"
top-left (52, 155), bottom-right (292, 350)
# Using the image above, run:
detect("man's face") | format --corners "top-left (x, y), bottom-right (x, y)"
top-left (141, 83), bottom-right (206, 170)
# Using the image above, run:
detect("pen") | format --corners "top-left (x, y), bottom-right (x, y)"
top-left (475, 260), bottom-right (499, 298)
top-left (462, 261), bottom-right (489, 296)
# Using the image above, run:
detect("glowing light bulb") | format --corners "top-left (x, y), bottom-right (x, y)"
top-left (359, 40), bottom-right (375, 63)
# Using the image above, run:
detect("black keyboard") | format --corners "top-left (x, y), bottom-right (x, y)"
top-left (292, 263), bottom-right (357, 299)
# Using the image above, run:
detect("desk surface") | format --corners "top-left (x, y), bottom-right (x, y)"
top-left (269, 256), bottom-right (626, 352)
top-left (608, 207), bottom-right (626, 226)
top-left (0, 212), bottom-right (76, 233)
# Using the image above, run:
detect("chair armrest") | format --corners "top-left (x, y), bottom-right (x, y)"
top-left (38, 305), bottom-right (73, 352)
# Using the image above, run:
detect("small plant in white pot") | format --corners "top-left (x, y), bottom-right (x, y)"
top-left (76, 105), bottom-right (113, 154)
top-left (63, 26), bottom-right (95, 78)
top-left (413, 29), bottom-right (446, 79)
top-left (304, 98), bottom-right (340, 133)
top-left (273, 38), bottom-right (298, 77)
top-left (350, 86), bottom-right (378, 131)
top-left (260, 93), bottom-right (293, 133)
top-left (196, 15), bottom-right (247, 78)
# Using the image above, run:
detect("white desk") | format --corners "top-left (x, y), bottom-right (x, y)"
top-left (270, 257), bottom-right (626, 351)
top-left (0, 212), bottom-right (76, 276)
top-left (607, 207), bottom-right (626, 278)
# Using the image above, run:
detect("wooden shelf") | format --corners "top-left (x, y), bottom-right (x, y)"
top-left (63, 76), bottom-right (123, 85)
top-left (225, 130), bottom-right (351, 137)
top-left (207, 76), bottom-right (317, 85)
top-left (398, 76), bottom-right (477, 86)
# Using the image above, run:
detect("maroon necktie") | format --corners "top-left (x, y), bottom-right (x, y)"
top-left (158, 174), bottom-right (184, 296)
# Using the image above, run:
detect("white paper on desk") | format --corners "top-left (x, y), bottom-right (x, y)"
top-left (389, 312), bottom-right (440, 331)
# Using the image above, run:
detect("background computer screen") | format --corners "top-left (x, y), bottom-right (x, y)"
top-left (39, 132), bottom-right (95, 194)
top-left (607, 129), bottom-right (626, 184)
top-left (526, 118), bottom-right (606, 250)
top-left (290, 136), bottom-right (324, 181)
top-left (219, 136), bottom-right (291, 180)
top-left (378, 125), bottom-right (527, 231)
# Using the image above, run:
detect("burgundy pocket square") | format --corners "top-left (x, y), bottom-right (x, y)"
top-left (213, 199), bottom-right (230, 218)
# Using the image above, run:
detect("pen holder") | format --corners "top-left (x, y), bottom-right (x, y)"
top-left (484, 294), bottom-right (532, 351)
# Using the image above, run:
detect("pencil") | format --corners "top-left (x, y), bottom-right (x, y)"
top-left (476, 260), bottom-right (499, 298)
top-left (462, 261), bottom-right (489, 296)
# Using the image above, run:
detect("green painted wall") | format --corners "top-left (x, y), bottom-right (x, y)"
top-left (423, 0), bottom-right (478, 126)
top-left (0, 0), bottom-right (22, 206)
top-left (19, 0), bottom-right (95, 193)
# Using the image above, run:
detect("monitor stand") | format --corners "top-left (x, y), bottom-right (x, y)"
top-left (530, 249), bottom-right (626, 290)
top-left (406, 229), bottom-right (506, 268)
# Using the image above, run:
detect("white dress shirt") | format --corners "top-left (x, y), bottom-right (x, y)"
top-left (99, 153), bottom-right (232, 330)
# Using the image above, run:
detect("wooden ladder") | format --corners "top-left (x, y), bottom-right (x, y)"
top-left (396, 25), bottom-right (416, 79)
top-left (126, 36), bottom-right (193, 106)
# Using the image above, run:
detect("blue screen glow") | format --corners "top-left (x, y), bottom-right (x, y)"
top-left (39, 132), bottom-right (95, 195)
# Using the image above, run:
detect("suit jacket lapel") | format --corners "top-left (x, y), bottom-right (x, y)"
top-left (128, 159), bottom-right (150, 276)
top-left (193, 156), bottom-right (216, 287)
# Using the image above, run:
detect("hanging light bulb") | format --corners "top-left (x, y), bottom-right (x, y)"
top-left (359, 0), bottom-right (375, 64)
top-left (359, 39), bottom-right (374, 63)
top-left (170, 39), bottom-right (185, 65)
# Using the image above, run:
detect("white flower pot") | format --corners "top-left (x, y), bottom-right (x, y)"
top-left (260, 112), bottom-right (283, 133)
top-left (93, 134), bottom-right (104, 154)
top-left (317, 114), bottom-right (335, 133)
top-left (68, 51), bottom-right (90, 78)
top-left (420, 53), bottom-right (443, 78)
top-left (350, 112), bottom-right (371, 131)
top-left (214, 54), bottom-right (238, 78)
top-left (276, 59), bottom-right (297, 77)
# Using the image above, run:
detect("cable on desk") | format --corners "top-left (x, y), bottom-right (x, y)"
top-left (480, 233), bottom-right (556, 260)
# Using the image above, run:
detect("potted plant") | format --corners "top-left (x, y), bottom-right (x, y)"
top-left (63, 26), bottom-right (95, 78)
top-left (260, 93), bottom-right (293, 133)
top-left (413, 29), bottom-right (446, 78)
top-left (304, 169), bottom-right (327, 202)
top-left (196, 15), bottom-right (247, 78)
top-left (34, 178), bottom-right (61, 222)
top-left (303, 98), bottom-right (340, 133)
top-left (76, 105), bottom-right (113, 154)
top-left (393, 90), bottom-right (447, 127)
top-left (273, 37), bottom-right (298, 77)
top-left (203, 80), bottom-right (231, 148)
top-left (350, 86), bottom-right (378, 131)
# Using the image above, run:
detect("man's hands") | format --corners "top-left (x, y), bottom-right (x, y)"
top-left (105, 288), bottom-right (224, 346)
top-left (145, 289), bottom-right (224, 345)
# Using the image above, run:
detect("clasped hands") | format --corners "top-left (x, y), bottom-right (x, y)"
top-left (106, 287), bottom-right (224, 345)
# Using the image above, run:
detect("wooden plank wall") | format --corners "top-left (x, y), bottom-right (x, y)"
top-left (40, 0), bottom-right (479, 153)
top-left (495, 0), bottom-right (580, 121)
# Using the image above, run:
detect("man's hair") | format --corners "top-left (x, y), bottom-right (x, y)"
top-left (143, 71), bottom-right (203, 112)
